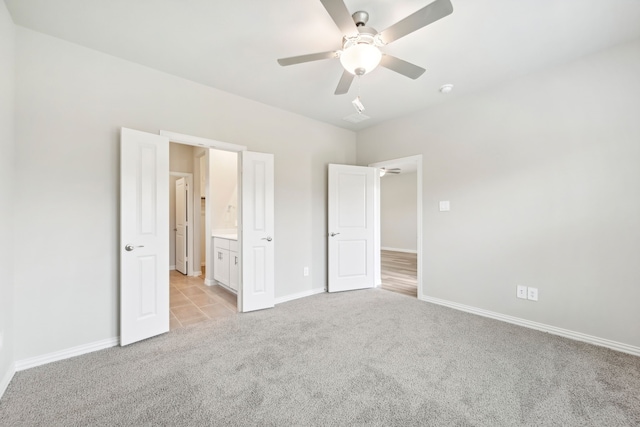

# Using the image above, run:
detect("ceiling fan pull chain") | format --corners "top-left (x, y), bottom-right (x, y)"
top-left (352, 75), bottom-right (365, 114)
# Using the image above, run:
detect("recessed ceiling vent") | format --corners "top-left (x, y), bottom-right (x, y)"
top-left (343, 113), bottom-right (371, 123)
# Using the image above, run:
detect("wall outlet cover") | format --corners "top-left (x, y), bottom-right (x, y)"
top-left (517, 285), bottom-right (528, 299)
top-left (527, 287), bottom-right (539, 301)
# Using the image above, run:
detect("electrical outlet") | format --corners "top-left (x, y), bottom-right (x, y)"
top-left (517, 285), bottom-right (528, 299)
top-left (303, 267), bottom-right (309, 277)
top-left (527, 287), bottom-right (539, 301)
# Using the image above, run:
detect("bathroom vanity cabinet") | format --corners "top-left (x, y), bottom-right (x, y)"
top-left (212, 235), bottom-right (238, 293)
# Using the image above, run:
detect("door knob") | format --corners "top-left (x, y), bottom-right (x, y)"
top-left (330, 232), bottom-right (340, 237)
top-left (125, 244), bottom-right (144, 252)
top-left (261, 236), bottom-right (273, 242)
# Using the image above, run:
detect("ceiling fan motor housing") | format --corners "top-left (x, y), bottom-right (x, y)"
top-left (352, 11), bottom-right (369, 26)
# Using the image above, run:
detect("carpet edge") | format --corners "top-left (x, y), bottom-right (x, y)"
top-left (420, 295), bottom-right (640, 356)
top-left (275, 287), bottom-right (325, 305)
top-left (0, 362), bottom-right (15, 400)
top-left (15, 337), bottom-right (120, 371)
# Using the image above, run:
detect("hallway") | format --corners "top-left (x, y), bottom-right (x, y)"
top-left (380, 250), bottom-right (417, 298)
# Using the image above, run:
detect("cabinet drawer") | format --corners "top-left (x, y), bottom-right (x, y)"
top-left (229, 239), bottom-right (238, 252)
top-left (213, 237), bottom-right (230, 250)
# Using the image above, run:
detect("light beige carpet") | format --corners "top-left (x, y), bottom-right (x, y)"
top-left (1, 288), bottom-right (639, 426)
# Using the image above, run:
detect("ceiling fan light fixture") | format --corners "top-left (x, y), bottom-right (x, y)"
top-left (339, 43), bottom-right (382, 75)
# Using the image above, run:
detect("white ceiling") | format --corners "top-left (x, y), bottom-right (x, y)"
top-left (6, 0), bottom-right (640, 130)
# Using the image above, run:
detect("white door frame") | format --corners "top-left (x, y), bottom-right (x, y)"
top-left (160, 131), bottom-right (248, 307)
top-left (194, 150), bottom-right (207, 276)
top-left (169, 172), bottom-right (194, 276)
top-left (368, 155), bottom-right (423, 298)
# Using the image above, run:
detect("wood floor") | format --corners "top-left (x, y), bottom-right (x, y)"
top-left (381, 250), bottom-right (417, 298)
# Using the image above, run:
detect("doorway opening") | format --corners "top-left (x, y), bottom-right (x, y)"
top-left (168, 142), bottom-right (238, 330)
top-left (369, 155), bottom-right (422, 298)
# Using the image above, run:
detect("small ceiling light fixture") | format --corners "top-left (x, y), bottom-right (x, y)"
top-left (352, 96), bottom-right (365, 114)
top-left (439, 84), bottom-right (454, 94)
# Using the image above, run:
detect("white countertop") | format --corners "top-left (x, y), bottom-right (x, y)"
top-left (212, 233), bottom-right (237, 241)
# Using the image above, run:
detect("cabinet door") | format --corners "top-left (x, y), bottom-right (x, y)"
top-left (229, 250), bottom-right (238, 291)
top-left (213, 248), bottom-right (230, 285)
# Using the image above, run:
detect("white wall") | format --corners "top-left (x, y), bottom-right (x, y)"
top-left (13, 27), bottom-right (356, 361)
top-left (357, 38), bottom-right (640, 348)
top-left (169, 141), bottom-right (194, 173)
top-left (209, 149), bottom-right (237, 231)
top-left (0, 2), bottom-right (16, 395)
top-left (380, 173), bottom-right (417, 252)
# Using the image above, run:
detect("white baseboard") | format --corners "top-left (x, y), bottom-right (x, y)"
top-left (204, 278), bottom-right (214, 286)
top-left (191, 270), bottom-right (202, 277)
top-left (275, 288), bottom-right (325, 305)
top-left (169, 265), bottom-right (176, 270)
top-left (15, 337), bottom-right (120, 372)
top-left (420, 295), bottom-right (640, 357)
top-left (381, 247), bottom-right (417, 254)
top-left (0, 362), bottom-right (15, 400)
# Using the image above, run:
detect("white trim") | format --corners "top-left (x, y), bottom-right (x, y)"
top-left (192, 270), bottom-right (202, 277)
top-left (381, 247), bottom-right (417, 254)
top-left (420, 295), bottom-right (640, 357)
top-left (275, 288), bottom-right (326, 305)
top-left (204, 278), bottom-right (214, 286)
top-left (169, 265), bottom-right (176, 270)
top-left (15, 337), bottom-right (120, 371)
top-left (0, 363), bottom-right (15, 399)
top-left (160, 130), bottom-right (247, 152)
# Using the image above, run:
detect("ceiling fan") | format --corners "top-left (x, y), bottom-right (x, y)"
top-left (380, 167), bottom-right (401, 176)
top-left (277, 0), bottom-right (454, 95)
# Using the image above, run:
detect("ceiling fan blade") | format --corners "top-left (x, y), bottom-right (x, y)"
top-left (380, 55), bottom-right (426, 79)
top-left (334, 70), bottom-right (354, 95)
top-left (320, 0), bottom-right (359, 37)
top-left (378, 0), bottom-right (453, 45)
top-left (277, 51), bottom-right (339, 66)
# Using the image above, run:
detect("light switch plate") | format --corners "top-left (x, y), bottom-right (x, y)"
top-left (439, 201), bottom-right (450, 211)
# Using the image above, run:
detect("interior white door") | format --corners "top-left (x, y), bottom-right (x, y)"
top-left (120, 127), bottom-right (169, 346)
top-left (239, 151), bottom-right (275, 312)
top-left (175, 177), bottom-right (187, 274)
top-left (328, 164), bottom-right (376, 292)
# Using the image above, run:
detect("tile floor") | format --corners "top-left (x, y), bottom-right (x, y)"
top-left (170, 269), bottom-right (237, 330)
